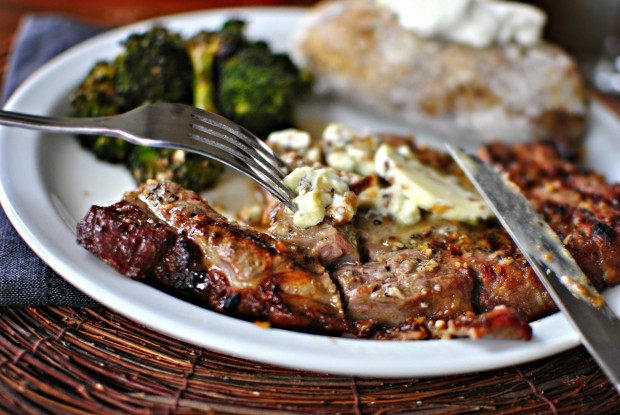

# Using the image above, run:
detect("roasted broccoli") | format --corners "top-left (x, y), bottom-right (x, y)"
top-left (185, 20), bottom-right (245, 112)
top-left (70, 26), bottom-right (195, 163)
top-left (115, 26), bottom-right (194, 107)
top-left (216, 43), bottom-right (308, 138)
top-left (186, 20), bottom-right (311, 138)
top-left (129, 147), bottom-right (223, 192)
top-left (70, 61), bottom-right (119, 117)
top-left (70, 26), bottom-right (223, 190)
top-left (69, 61), bottom-right (132, 163)
top-left (70, 20), bottom-right (309, 192)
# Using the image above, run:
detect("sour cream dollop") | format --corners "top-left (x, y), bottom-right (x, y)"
top-left (375, 0), bottom-right (546, 48)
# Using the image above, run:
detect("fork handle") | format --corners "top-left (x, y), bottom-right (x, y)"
top-left (0, 109), bottom-right (116, 136)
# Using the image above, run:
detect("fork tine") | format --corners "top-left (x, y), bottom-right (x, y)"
top-left (189, 119), bottom-right (287, 182)
top-left (185, 109), bottom-right (299, 210)
top-left (191, 118), bottom-right (286, 185)
top-left (189, 109), bottom-right (289, 172)
top-left (187, 129), bottom-right (280, 185)
top-left (190, 108), bottom-right (285, 165)
top-left (185, 131), bottom-right (297, 211)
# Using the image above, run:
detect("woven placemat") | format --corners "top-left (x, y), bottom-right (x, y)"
top-left (0, 306), bottom-right (618, 414)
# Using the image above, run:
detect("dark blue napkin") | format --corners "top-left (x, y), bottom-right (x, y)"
top-left (0, 14), bottom-right (106, 306)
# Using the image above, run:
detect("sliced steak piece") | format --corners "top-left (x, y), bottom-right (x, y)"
top-left (481, 141), bottom-right (620, 290)
top-left (334, 251), bottom-right (474, 325)
top-left (77, 181), bottom-right (347, 334)
top-left (266, 202), bottom-right (360, 270)
top-left (376, 306), bottom-right (532, 341)
top-left (352, 211), bottom-right (555, 323)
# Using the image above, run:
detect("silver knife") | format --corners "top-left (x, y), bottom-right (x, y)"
top-left (447, 145), bottom-right (620, 394)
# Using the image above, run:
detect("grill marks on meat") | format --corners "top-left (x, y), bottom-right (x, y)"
top-left (76, 141), bottom-right (618, 342)
top-left (348, 211), bottom-right (553, 328)
top-left (77, 181), bottom-right (347, 334)
top-left (480, 141), bottom-right (620, 290)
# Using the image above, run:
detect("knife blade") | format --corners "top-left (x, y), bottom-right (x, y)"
top-left (447, 145), bottom-right (620, 394)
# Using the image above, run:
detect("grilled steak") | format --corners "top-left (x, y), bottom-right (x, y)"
top-left (341, 210), bottom-right (554, 327)
top-left (266, 203), bottom-right (360, 270)
top-left (76, 139), bottom-right (619, 342)
top-left (77, 181), bottom-right (347, 334)
top-left (481, 141), bottom-right (620, 291)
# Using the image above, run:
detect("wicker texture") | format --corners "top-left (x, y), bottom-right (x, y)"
top-left (0, 306), bottom-right (617, 414)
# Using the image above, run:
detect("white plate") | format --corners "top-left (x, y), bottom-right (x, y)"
top-left (1, 7), bottom-right (619, 378)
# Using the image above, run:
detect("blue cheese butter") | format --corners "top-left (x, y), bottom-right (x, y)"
top-left (266, 128), bottom-right (322, 163)
top-left (284, 166), bottom-right (357, 228)
top-left (322, 123), bottom-right (379, 176)
top-left (374, 144), bottom-right (492, 224)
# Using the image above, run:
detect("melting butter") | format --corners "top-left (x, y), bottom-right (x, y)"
top-left (374, 144), bottom-right (492, 224)
top-left (284, 166), bottom-right (357, 228)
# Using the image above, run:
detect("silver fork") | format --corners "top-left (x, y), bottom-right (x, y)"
top-left (0, 102), bottom-right (297, 210)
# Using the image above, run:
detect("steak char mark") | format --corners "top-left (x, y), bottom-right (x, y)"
top-left (76, 140), bottom-right (620, 342)
top-left (77, 181), bottom-right (347, 334)
top-left (481, 141), bottom-right (620, 290)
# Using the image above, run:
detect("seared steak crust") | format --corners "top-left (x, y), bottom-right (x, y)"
top-left (481, 141), bottom-right (620, 290)
top-left (377, 306), bottom-right (532, 341)
top-left (76, 140), bottom-right (619, 342)
top-left (77, 181), bottom-right (347, 334)
top-left (349, 211), bottom-right (554, 325)
top-left (77, 202), bottom-right (176, 280)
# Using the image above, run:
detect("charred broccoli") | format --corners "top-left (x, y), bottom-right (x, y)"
top-left (69, 61), bottom-right (132, 163)
top-left (129, 147), bottom-right (223, 192)
top-left (70, 26), bottom-right (223, 190)
top-left (216, 43), bottom-right (308, 138)
top-left (185, 20), bottom-right (245, 112)
top-left (186, 20), bottom-right (310, 138)
top-left (113, 26), bottom-right (221, 190)
top-left (70, 20), bottom-right (309, 192)
top-left (70, 61), bottom-right (119, 117)
top-left (70, 27), bottom-right (194, 164)
top-left (115, 26), bottom-right (194, 107)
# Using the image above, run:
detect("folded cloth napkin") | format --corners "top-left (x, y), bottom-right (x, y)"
top-left (0, 14), bottom-right (106, 307)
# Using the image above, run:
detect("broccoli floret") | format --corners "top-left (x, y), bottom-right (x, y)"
top-left (186, 20), bottom-right (310, 138)
top-left (185, 31), bottom-right (226, 113)
top-left (216, 43), bottom-right (308, 138)
top-left (185, 20), bottom-right (246, 112)
top-left (70, 21), bottom-right (309, 191)
top-left (70, 61), bottom-right (119, 117)
top-left (116, 26), bottom-right (194, 107)
top-left (69, 61), bottom-right (133, 163)
top-left (129, 147), bottom-right (224, 192)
